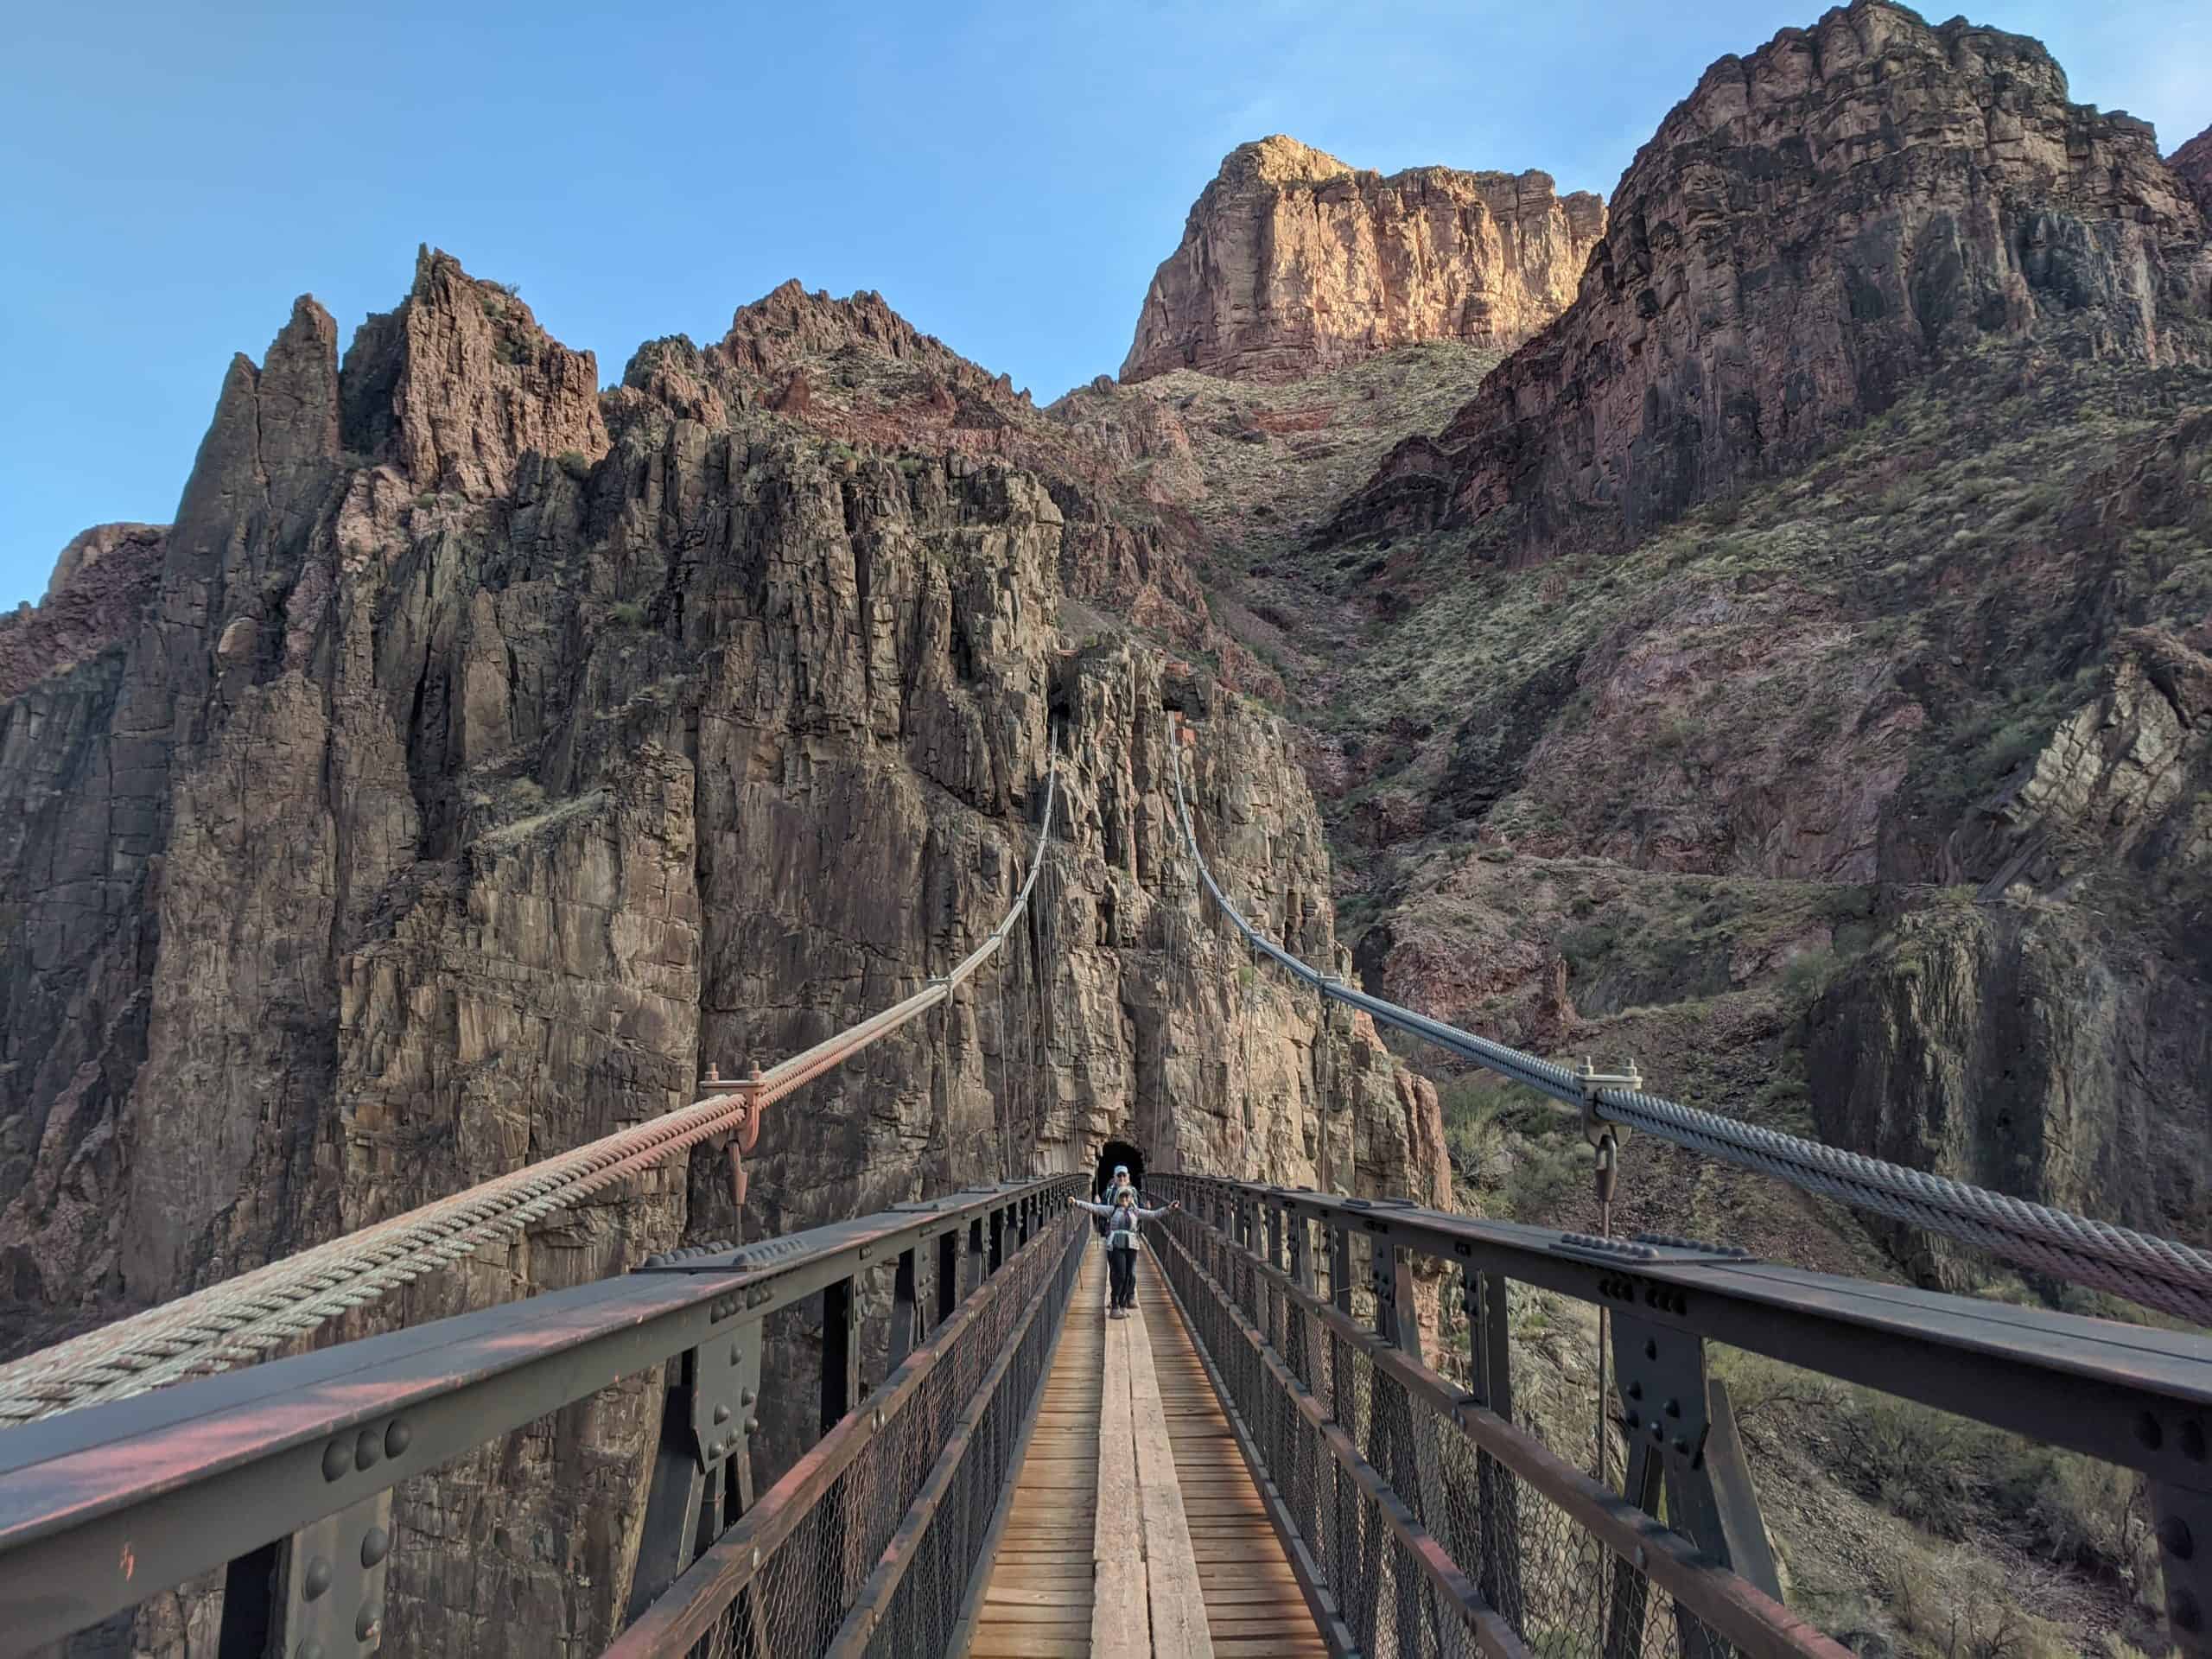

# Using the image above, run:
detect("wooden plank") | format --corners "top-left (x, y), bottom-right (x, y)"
top-left (1128, 1287), bottom-right (1215, 1659)
top-left (1094, 1280), bottom-right (1149, 1659)
top-left (961, 1248), bottom-right (1109, 1659)
top-left (1135, 1250), bottom-right (1335, 1658)
top-left (1092, 1555), bottom-right (1150, 1659)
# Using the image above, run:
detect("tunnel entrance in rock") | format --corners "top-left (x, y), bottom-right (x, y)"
top-left (1093, 1139), bottom-right (1146, 1201)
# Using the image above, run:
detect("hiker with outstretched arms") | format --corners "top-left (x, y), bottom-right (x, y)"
top-left (1070, 1187), bottom-right (1177, 1315)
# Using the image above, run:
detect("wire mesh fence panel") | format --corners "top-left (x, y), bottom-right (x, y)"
top-left (681, 1215), bottom-right (1083, 1659)
top-left (1153, 1209), bottom-right (1786, 1659)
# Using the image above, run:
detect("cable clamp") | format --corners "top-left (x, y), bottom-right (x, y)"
top-left (1575, 1056), bottom-right (1641, 1148)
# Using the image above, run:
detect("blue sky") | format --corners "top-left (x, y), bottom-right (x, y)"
top-left (4, 1), bottom-right (2207, 607)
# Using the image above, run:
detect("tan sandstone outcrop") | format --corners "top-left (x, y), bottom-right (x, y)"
top-left (1330, 0), bottom-right (2212, 550)
top-left (0, 252), bottom-right (1444, 1655)
top-left (1122, 136), bottom-right (1605, 385)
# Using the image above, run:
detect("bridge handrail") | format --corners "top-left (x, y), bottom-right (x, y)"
top-left (0, 1174), bottom-right (1080, 1656)
top-left (0, 748), bottom-right (1063, 1427)
top-left (1165, 715), bottom-right (2212, 1328)
top-left (1149, 1175), bottom-right (2212, 1494)
top-left (1150, 1181), bottom-right (1848, 1657)
top-left (1151, 1174), bottom-right (2212, 1657)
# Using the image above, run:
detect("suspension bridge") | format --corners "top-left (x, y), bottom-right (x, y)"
top-left (0, 716), bottom-right (2208, 1658)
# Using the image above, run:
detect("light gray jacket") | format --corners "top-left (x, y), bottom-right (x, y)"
top-left (1072, 1197), bottom-right (1169, 1250)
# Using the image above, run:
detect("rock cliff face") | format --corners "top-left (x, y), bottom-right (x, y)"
top-left (1330, 0), bottom-right (2212, 550)
top-left (2174, 123), bottom-right (2212, 219)
top-left (1122, 136), bottom-right (1605, 385)
top-left (0, 250), bottom-right (1443, 1654)
top-left (0, 524), bottom-right (166, 703)
top-left (623, 281), bottom-right (1282, 698)
top-left (1804, 898), bottom-right (2209, 1295)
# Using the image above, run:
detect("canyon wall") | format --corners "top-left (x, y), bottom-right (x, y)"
top-left (1330, 0), bottom-right (2212, 550)
top-left (0, 251), bottom-right (1443, 1654)
top-left (1122, 135), bottom-right (1604, 384)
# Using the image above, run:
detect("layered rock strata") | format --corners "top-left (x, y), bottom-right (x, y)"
top-left (1122, 136), bottom-right (1604, 384)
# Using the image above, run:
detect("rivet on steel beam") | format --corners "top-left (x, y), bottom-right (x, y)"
top-left (361, 1526), bottom-right (391, 1568)
top-left (1624, 1413), bottom-right (1641, 1433)
top-left (1643, 1338), bottom-right (1658, 1362)
top-left (741, 1388), bottom-right (756, 1407)
top-left (1665, 1399), bottom-right (1681, 1420)
top-left (321, 1440), bottom-right (351, 1482)
top-left (2164, 1516), bottom-right (2196, 1561)
top-left (745, 1416), bottom-right (760, 1433)
top-left (730, 1344), bottom-right (743, 1364)
top-left (385, 1420), bottom-right (411, 1459)
top-left (2139, 1412), bottom-right (2165, 1452)
top-left (1627, 1381), bottom-right (1643, 1402)
top-left (297, 1641), bottom-right (324, 1659)
top-left (355, 1602), bottom-right (383, 1642)
top-left (2185, 1419), bottom-right (2208, 1462)
top-left (303, 1557), bottom-right (333, 1600)
top-left (1674, 1438), bottom-right (1690, 1458)
top-left (354, 1428), bottom-right (381, 1471)
top-left (713, 1402), bottom-right (732, 1425)
top-left (1649, 1421), bottom-right (1664, 1440)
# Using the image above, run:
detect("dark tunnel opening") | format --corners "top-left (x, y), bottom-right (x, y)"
top-left (1093, 1139), bottom-right (1146, 1202)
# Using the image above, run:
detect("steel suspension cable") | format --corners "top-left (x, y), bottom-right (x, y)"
top-left (0, 746), bottom-right (1064, 1426)
top-left (1166, 715), bottom-right (2212, 1328)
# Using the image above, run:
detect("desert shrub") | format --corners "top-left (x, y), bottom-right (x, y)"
top-left (1437, 1074), bottom-right (1508, 1180)
top-left (1781, 946), bottom-right (1840, 997)
top-left (1504, 1132), bottom-right (1583, 1222)
top-left (607, 601), bottom-right (648, 629)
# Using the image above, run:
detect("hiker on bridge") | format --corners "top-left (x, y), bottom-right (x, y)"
top-left (1086, 1164), bottom-right (1137, 1240)
top-left (1071, 1187), bottom-right (1177, 1316)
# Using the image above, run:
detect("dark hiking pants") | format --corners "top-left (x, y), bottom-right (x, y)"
top-left (1109, 1246), bottom-right (1136, 1309)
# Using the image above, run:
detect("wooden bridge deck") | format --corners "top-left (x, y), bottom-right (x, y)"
top-left (963, 1236), bottom-right (1328, 1659)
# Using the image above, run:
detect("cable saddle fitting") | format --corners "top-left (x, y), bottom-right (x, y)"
top-left (1575, 1056), bottom-right (1642, 1148)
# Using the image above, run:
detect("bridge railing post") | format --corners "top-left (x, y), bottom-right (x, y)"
top-left (1324, 1219), bottom-right (1358, 1623)
top-left (1465, 1265), bottom-right (1524, 1630)
top-left (624, 1314), bottom-right (766, 1626)
top-left (988, 1206), bottom-right (1006, 1275)
top-left (1272, 1198), bottom-right (1309, 1559)
top-left (1352, 1224), bottom-right (1427, 1652)
top-left (216, 1486), bottom-right (396, 1659)
top-left (1603, 1312), bottom-right (1781, 1655)
top-left (2152, 1483), bottom-right (2212, 1658)
top-left (966, 1215), bottom-right (985, 1298)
